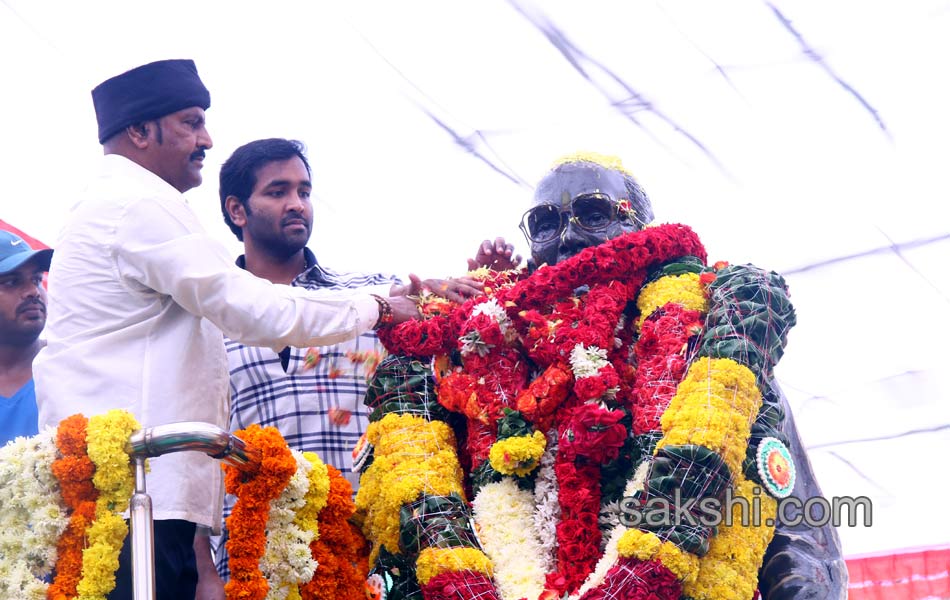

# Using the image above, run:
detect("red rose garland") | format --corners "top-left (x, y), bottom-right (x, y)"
top-left (378, 224), bottom-right (706, 357)
top-left (631, 303), bottom-right (703, 435)
top-left (577, 557), bottom-right (681, 600)
top-left (421, 571), bottom-right (499, 600)
top-left (369, 225), bottom-right (708, 598)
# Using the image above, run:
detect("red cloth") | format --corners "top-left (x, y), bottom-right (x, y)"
top-left (847, 546), bottom-right (950, 599)
top-left (0, 219), bottom-right (50, 250)
top-left (1, 219), bottom-right (51, 288)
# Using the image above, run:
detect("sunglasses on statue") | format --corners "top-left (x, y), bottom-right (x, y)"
top-left (519, 193), bottom-right (626, 244)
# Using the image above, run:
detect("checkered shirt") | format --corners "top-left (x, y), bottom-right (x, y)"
top-left (214, 249), bottom-right (399, 579)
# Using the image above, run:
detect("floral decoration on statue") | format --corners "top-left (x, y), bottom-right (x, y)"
top-left (355, 224), bottom-right (798, 600)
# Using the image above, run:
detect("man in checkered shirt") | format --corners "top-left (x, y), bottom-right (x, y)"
top-left (200, 138), bottom-right (482, 593)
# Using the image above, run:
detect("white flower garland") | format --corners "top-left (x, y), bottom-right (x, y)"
top-left (532, 428), bottom-right (560, 565)
top-left (0, 429), bottom-right (68, 599)
top-left (473, 478), bottom-right (547, 600)
top-left (261, 450), bottom-right (318, 600)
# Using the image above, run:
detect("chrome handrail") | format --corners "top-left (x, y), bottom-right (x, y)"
top-left (127, 421), bottom-right (261, 469)
top-left (124, 422), bottom-right (261, 600)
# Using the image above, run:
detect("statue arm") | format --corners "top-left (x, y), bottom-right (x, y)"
top-left (758, 380), bottom-right (849, 600)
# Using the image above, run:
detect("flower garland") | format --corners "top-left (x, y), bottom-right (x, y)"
top-left (378, 224), bottom-right (706, 358)
top-left (635, 272), bottom-right (707, 329)
top-left (683, 476), bottom-right (777, 600)
top-left (260, 451), bottom-right (318, 600)
top-left (472, 478), bottom-right (548, 600)
top-left (357, 225), bottom-right (709, 599)
top-left (296, 452), bottom-right (330, 542)
top-left (0, 428), bottom-right (69, 599)
top-left (354, 413), bottom-right (466, 563)
top-left (532, 429), bottom-right (560, 564)
top-left (416, 547), bottom-right (494, 585)
top-left (1, 412), bottom-right (348, 600)
top-left (488, 431), bottom-right (547, 476)
top-left (611, 263), bottom-right (796, 600)
top-left (630, 275), bottom-right (706, 438)
top-left (549, 406), bottom-right (606, 595)
top-left (76, 409), bottom-right (140, 600)
top-left (300, 465), bottom-right (368, 600)
top-left (224, 424), bottom-right (298, 600)
top-left (570, 467), bottom-right (649, 599)
top-left (50, 414), bottom-right (99, 600)
top-left (360, 224), bottom-right (798, 600)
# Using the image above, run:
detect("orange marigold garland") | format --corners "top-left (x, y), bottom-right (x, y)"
top-left (224, 424), bottom-right (297, 600)
top-left (300, 465), bottom-right (369, 600)
top-left (49, 414), bottom-right (99, 600)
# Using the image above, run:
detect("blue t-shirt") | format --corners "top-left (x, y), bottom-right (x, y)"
top-left (0, 379), bottom-right (39, 445)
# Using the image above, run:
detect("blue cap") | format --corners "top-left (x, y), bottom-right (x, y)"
top-left (0, 230), bottom-right (53, 274)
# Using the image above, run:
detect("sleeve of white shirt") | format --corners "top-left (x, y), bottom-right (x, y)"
top-left (113, 195), bottom-right (380, 350)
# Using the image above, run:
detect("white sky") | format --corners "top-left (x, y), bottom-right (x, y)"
top-left (2, 0), bottom-right (948, 557)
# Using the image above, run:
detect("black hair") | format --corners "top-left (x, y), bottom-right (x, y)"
top-left (219, 138), bottom-right (311, 241)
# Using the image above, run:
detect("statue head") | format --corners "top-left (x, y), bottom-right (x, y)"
top-left (521, 152), bottom-right (653, 268)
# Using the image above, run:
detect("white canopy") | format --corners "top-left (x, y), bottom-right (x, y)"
top-left (2, 0), bottom-right (947, 556)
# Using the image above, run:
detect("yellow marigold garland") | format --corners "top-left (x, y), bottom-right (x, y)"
top-left (296, 452), bottom-right (330, 538)
top-left (616, 529), bottom-right (699, 584)
top-left (415, 547), bottom-right (494, 586)
top-left (683, 476), bottom-right (777, 600)
top-left (488, 430), bottom-right (547, 476)
top-left (355, 413), bottom-right (464, 563)
top-left (636, 273), bottom-right (707, 329)
top-left (656, 357), bottom-right (761, 476)
top-left (77, 409), bottom-right (140, 600)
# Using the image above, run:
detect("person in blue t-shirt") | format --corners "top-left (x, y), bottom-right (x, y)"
top-left (0, 230), bottom-right (52, 445)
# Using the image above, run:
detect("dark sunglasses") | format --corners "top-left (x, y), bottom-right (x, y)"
top-left (519, 193), bottom-right (625, 244)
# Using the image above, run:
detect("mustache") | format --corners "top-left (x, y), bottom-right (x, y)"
top-left (281, 213), bottom-right (310, 227)
top-left (17, 297), bottom-right (46, 314)
top-left (190, 150), bottom-right (206, 161)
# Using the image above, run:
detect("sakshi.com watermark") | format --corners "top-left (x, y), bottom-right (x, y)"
top-left (618, 488), bottom-right (873, 528)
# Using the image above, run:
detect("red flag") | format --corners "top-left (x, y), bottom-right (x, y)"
top-left (847, 546), bottom-right (950, 599)
top-left (0, 219), bottom-right (50, 250)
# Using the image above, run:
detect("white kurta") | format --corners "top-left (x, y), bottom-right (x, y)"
top-left (35, 154), bottom-right (380, 529)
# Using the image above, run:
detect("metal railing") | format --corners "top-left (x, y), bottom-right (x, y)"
top-left (125, 422), bottom-right (261, 600)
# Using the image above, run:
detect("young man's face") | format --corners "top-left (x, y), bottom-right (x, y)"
top-left (527, 163), bottom-right (637, 267)
top-left (148, 106), bottom-right (213, 193)
top-left (241, 156), bottom-right (314, 257)
top-left (0, 260), bottom-right (47, 345)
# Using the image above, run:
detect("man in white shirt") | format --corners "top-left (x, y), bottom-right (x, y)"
top-left (33, 59), bottom-right (444, 599)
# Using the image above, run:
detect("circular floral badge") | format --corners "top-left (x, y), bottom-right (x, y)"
top-left (756, 437), bottom-right (796, 498)
top-left (365, 573), bottom-right (387, 600)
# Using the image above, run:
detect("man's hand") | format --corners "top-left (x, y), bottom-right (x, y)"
top-left (194, 534), bottom-right (225, 600)
top-left (391, 274), bottom-right (484, 304)
top-left (388, 294), bottom-right (423, 324)
top-left (467, 237), bottom-right (522, 271)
